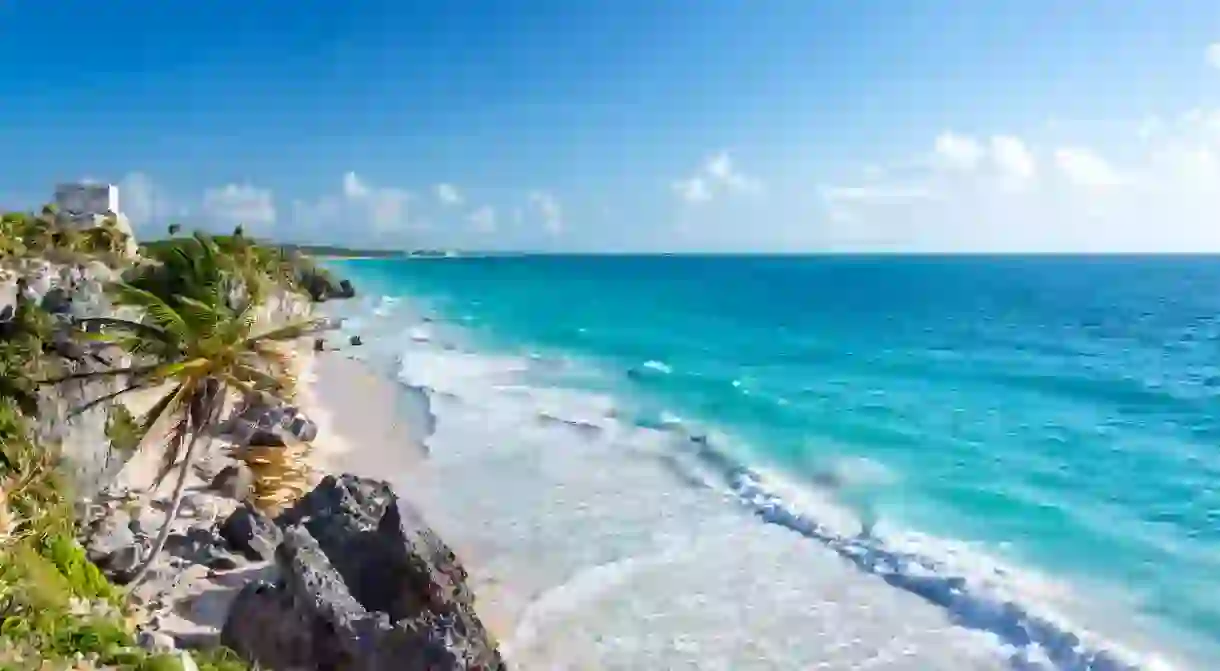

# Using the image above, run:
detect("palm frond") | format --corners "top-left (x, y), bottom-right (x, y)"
top-left (38, 363), bottom-right (161, 386)
top-left (155, 411), bottom-right (192, 488)
top-left (110, 283), bottom-right (191, 342)
top-left (135, 382), bottom-right (186, 443)
top-left (66, 381), bottom-right (151, 420)
top-left (219, 373), bottom-right (260, 399)
top-left (228, 363), bottom-right (292, 397)
top-left (245, 319), bottom-right (324, 347)
top-left (175, 295), bottom-right (227, 333)
top-left (74, 317), bottom-right (168, 342)
top-left (139, 380), bottom-right (195, 486)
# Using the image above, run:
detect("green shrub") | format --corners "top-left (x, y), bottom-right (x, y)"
top-left (0, 215), bottom-right (298, 670)
top-left (106, 404), bottom-right (142, 462)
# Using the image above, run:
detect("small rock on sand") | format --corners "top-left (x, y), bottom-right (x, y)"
top-left (219, 505), bottom-right (283, 562)
top-left (209, 463), bottom-right (255, 501)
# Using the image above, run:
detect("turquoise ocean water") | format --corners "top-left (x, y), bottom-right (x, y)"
top-left (325, 255), bottom-right (1220, 670)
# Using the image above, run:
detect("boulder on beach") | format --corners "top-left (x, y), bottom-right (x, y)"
top-left (228, 398), bottom-right (319, 447)
top-left (219, 504), bottom-right (282, 562)
top-left (299, 266), bottom-right (357, 303)
top-left (221, 474), bottom-right (505, 670)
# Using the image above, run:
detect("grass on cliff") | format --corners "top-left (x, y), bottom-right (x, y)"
top-left (1, 205), bottom-right (133, 268)
top-left (70, 229), bottom-right (324, 585)
top-left (137, 231), bottom-right (340, 303)
top-left (0, 296), bottom-right (249, 671)
top-left (1, 214), bottom-right (258, 670)
top-left (0, 214), bottom-right (348, 669)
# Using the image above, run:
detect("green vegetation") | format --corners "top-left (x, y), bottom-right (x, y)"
top-left (0, 204), bottom-right (132, 267)
top-left (0, 295), bottom-right (188, 670)
top-left (105, 404), bottom-right (142, 463)
top-left (138, 233), bottom-right (347, 302)
top-left (69, 245), bottom-right (322, 585)
top-left (1, 211), bottom-right (340, 669)
top-left (141, 238), bottom-right (411, 260)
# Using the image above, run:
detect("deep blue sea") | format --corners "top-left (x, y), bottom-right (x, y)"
top-left (325, 255), bottom-right (1220, 670)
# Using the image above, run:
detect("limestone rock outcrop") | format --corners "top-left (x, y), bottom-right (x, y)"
top-left (221, 474), bottom-right (506, 670)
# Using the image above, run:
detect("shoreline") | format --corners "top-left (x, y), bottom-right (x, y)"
top-left (294, 287), bottom-right (1202, 670)
top-left (298, 346), bottom-right (520, 644)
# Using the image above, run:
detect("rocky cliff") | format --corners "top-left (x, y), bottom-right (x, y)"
top-left (1, 257), bottom-right (139, 498)
top-left (221, 475), bottom-right (506, 671)
top-left (4, 218), bottom-right (505, 669)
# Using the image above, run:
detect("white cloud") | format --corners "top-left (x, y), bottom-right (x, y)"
top-left (528, 190), bottom-right (563, 234)
top-left (342, 172), bottom-right (368, 199)
top-left (934, 132), bottom-right (984, 170)
top-left (672, 177), bottom-right (712, 203)
top-left (338, 171), bottom-right (411, 232)
top-left (819, 184), bottom-right (935, 204)
top-left (1207, 42), bottom-right (1220, 70)
top-left (990, 135), bottom-right (1036, 182)
top-left (201, 183), bottom-right (277, 232)
top-left (706, 152), bottom-right (759, 192)
top-left (1054, 147), bottom-right (1123, 187)
top-left (117, 172), bottom-right (169, 228)
top-left (293, 172), bottom-right (414, 244)
top-left (933, 132), bottom-right (1036, 183)
top-left (469, 205), bottom-right (497, 233)
top-left (114, 172), bottom-right (199, 235)
top-left (815, 110), bottom-right (1220, 252)
top-left (435, 183), bottom-right (463, 206)
top-left (673, 151), bottom-right (762, 204)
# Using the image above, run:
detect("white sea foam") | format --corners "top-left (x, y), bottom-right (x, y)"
top-left (372, 295), bottom-right (399, 317)
top-left (339, 297), bottom-right (1198, 671)
top-left (642, 359), bottom-right (672, 374)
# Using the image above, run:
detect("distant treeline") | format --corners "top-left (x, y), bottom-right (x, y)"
top-left (141, 238), bottom-right (419, 258)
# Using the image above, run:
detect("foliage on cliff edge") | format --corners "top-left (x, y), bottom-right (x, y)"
top-left (0, 212), bottom-right (269, 670)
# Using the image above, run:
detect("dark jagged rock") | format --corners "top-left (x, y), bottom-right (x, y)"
top-left (290, 415), bottom-right (318, 442)
top-left (164, 527), bottom-right (247, 571)
top-left (210, 463), bottom-right (256, 501)
top-left (248, 429), bottom-right (288, 448)
top-left (300, 268), bottom-right (356, 303)
top-left (230, 398), bottom-right (319, 447)
top-left (221, 475), bottom-right (505, 670)
top-left (40, 287), bottom-right (73, 314)
top-left (85, 509), bottom-right (138, 569)
top-left (50, 333), bottom-right (89, 360)
top-left (219, 505), bottom-right (282, 562)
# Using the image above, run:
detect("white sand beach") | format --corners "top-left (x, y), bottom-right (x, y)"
top-left (299, 348), bottom-right (520, 643)
top-left (298, 350), bottom-right (426, 477)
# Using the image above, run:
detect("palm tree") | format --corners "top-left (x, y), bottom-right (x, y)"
top-left (130, 233), bottom-right (240, 309)
top-left (53, 278), bottom-right (321, 587)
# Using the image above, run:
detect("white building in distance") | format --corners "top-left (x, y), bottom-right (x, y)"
top-left (54, 183), bottom-right (120, 216)
top-left (52, 182), bottom-right (138, 257)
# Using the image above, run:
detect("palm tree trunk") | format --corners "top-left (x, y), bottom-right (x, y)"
top-left (126, 383), bottom-right (221, 591)
top-left (125, 429), bottom-right (206, 590)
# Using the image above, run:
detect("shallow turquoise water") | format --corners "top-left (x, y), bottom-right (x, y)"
top-left (329, 254), bottom-right (1220, 667)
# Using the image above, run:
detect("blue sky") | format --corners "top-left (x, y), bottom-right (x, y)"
top-left (3, 1), bottom-right (1220, 251)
